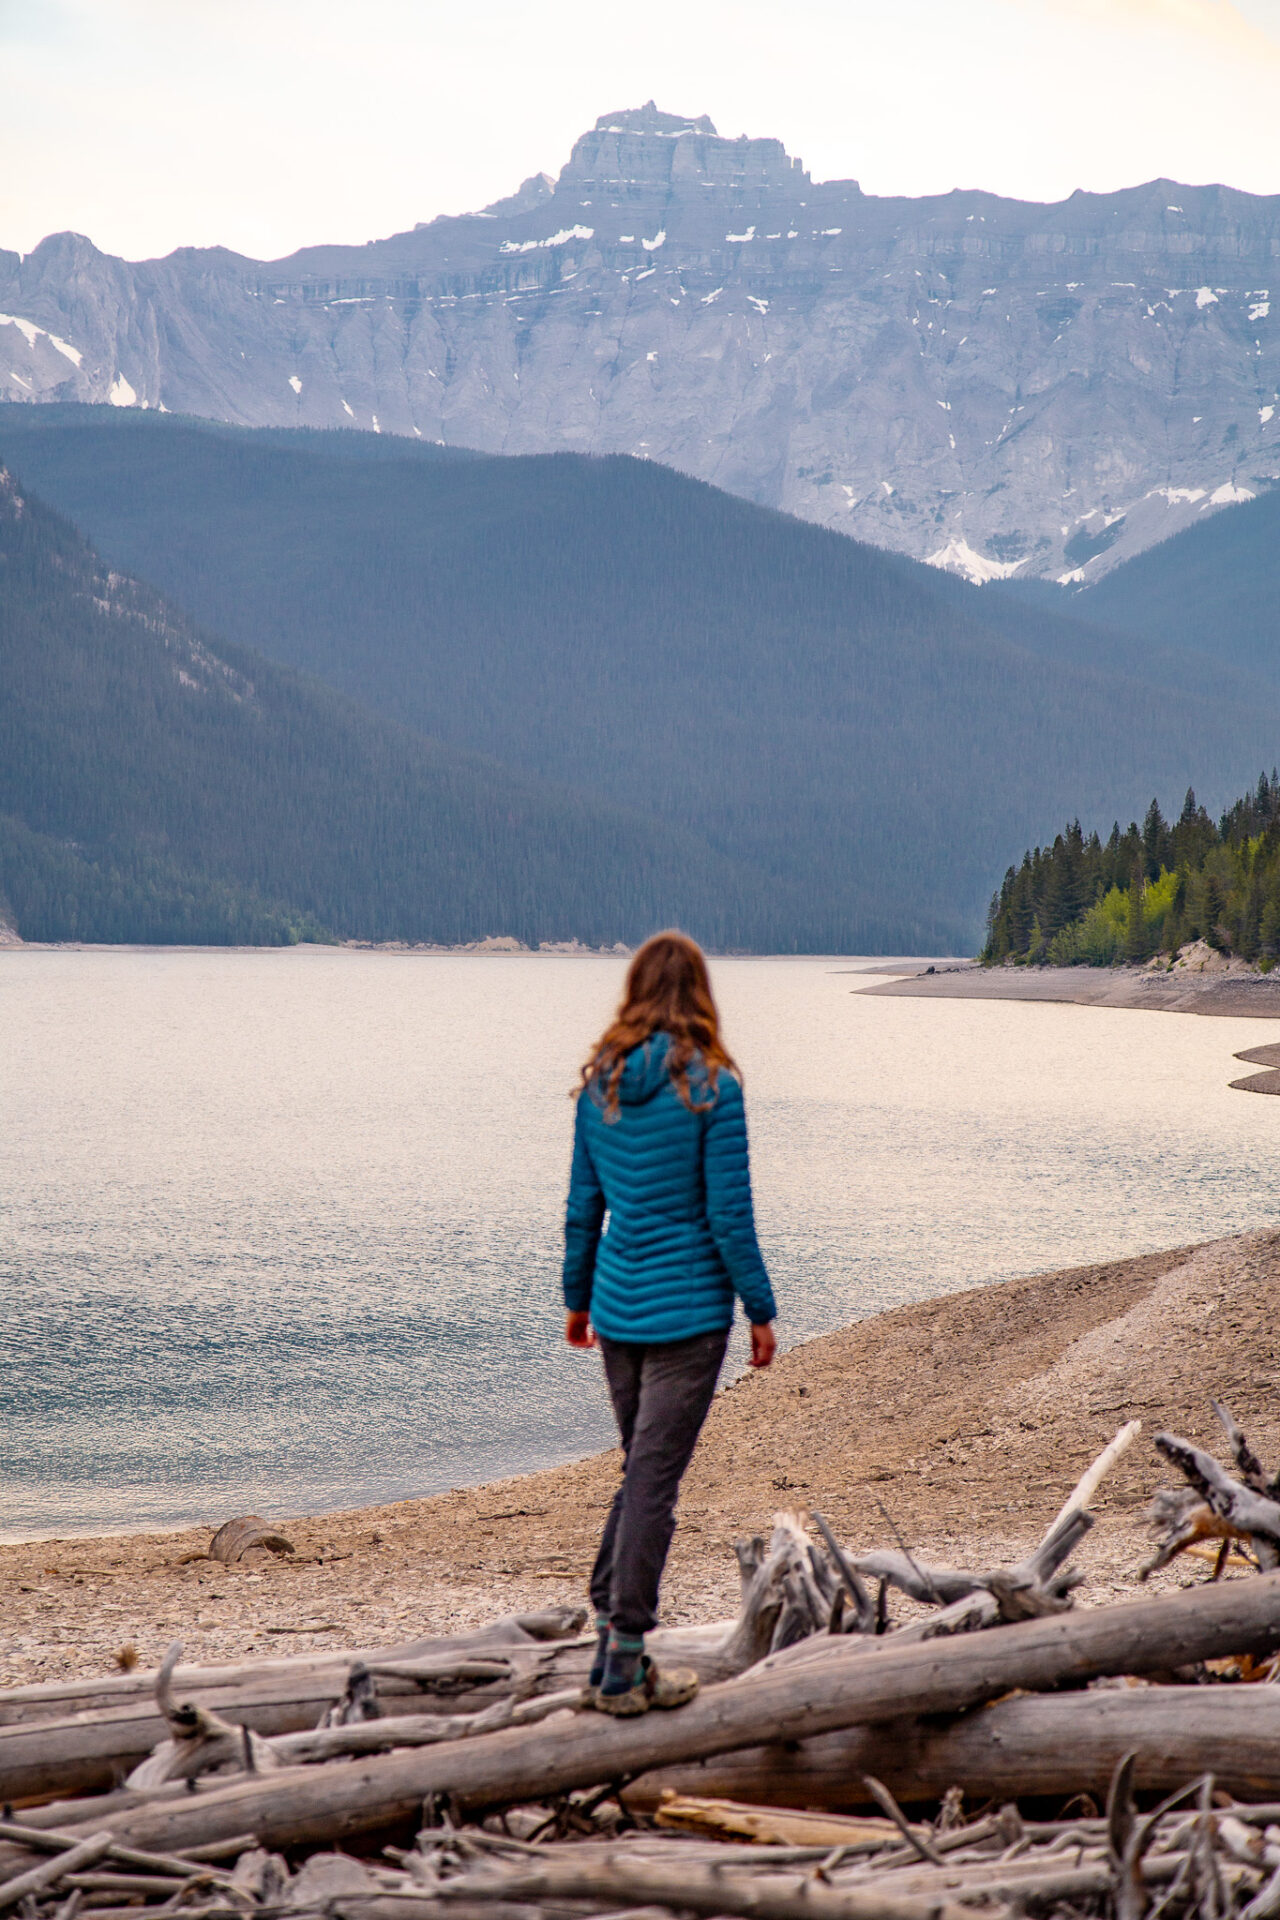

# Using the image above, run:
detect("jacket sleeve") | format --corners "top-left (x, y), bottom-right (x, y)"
top-left (703, 1074), bottom-right (777, 1324)
top-left (562, 1095), bottom-right (605, 1312)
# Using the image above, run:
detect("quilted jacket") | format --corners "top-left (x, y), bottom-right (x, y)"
top-left (562, 1032), bottom-right (777, 1343)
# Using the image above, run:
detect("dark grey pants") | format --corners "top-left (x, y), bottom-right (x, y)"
top-left (589, 1328), bottom-right (729, 1638)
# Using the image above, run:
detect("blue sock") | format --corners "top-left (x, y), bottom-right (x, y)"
top-left (600, 1630), bottom-right (645, 1695)
top-left (588, 1614), bottom-right (610, 1688)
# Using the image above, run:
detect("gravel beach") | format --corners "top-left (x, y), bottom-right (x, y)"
top-left (4, 1227), bottom-right (1277, 1689)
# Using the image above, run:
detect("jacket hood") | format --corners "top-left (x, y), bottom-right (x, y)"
top-left (615, 1032), bottom-right (676, 1106)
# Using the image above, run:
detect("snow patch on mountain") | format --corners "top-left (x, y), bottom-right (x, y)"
top-left (0, 313), bottom-right (83, 366)
top-left (926, 539), bottom-right (1025, 584)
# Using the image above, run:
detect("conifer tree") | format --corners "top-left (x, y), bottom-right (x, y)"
top-left (1141, 798), bottom-right (1169, 880)
top-left (1203, 872), bottom-right (1228, 952)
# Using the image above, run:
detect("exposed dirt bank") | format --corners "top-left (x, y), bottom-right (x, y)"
top-left (5, 1229), bottom-right (1278, 1690)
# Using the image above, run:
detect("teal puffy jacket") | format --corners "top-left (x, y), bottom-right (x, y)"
top-left (562, 1032), bottom-right (777, 1342)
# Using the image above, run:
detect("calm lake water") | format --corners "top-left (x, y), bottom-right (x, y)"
top-left (2, 949), bottom-right (1277, 1540)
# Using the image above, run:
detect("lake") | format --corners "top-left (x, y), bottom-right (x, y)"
top-left (1, 949), bottom-right (1276, 1540)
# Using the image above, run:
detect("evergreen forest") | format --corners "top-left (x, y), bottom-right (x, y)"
top-left (983, 776), bottom-right (1280, 967)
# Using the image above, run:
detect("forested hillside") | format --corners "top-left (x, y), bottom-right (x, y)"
top-left (1076, 486), bottom-right (1280, 685)
top-left (983, 777), bottom-right (1280, 967)
top-left (0, 466), bottom-right (763, 947)
top-left (6, 406), bottom-right (1280, 951)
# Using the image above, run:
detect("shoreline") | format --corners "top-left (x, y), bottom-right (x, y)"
top-left (859, 959), bottom-right (1280, 1020)
top-left (1, 943), bottom-right (961, 962)
top-left (5, 1226), bottom-right (1277, 1688)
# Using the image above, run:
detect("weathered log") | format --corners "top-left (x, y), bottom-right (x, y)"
top-left (629, 1683), bottom-right (1280, 1810)
top-left (850, 1508), bottom-right (1090, 1622)
top-left (206, 1518), bottom-right (296, 1566)
top-left (47, 1574), bottom-right (1280, 1857)
top-left (839, 1423), bottom-right (1133, 1624)
top-left (424, 1847), bottom-right (1190, 1920)
top-left (429, 1858), bottom-right (938, 1920)
top-left (0, 1618), bottom-right (755, 1807)
top-left (62, 1870), bottom-right (192, 1895)
top-left (0, 1610), bottom-right (590, 1728)
top-left (0, 1822), bottom-right (235, 1886)
top-left (125, 1643), bottom-right (282, 1789)
top-left (0, 1543), bottom-right (805, 1807)
top-left (0, 1834), bottom-right (113, 1913)
top-left (269, 1690), bottom-right (584, 1766)
top-left (651, 1797), bottom-right (910, 1849)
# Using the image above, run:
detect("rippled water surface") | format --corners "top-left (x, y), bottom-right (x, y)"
top-left (2, 949), bottom-right (1277, 1538)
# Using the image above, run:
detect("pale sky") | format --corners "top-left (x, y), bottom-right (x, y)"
top-left (4, 0), bottom-right (1280, 263)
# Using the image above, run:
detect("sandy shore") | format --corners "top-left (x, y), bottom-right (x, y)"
top-left (859, 960), bottom-right (1280, 1020)
top-left (5, 1227), bottom-right (1278, 1690)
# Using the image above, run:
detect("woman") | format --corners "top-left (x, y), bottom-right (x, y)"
top-left (563, 931), bottom-right (777, 1716)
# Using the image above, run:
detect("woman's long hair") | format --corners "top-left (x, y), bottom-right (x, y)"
top-left (580, 931), bottom-right (738, 1119)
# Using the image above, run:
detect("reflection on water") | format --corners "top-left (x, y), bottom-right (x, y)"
top-left (1, 950), bottom-right (1275, 1537)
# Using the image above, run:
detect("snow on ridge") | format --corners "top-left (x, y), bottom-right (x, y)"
top-left (1250, 301), bottom-right (1271, 321)
top-left (1150, 485), bottom-right (1207, 504)
top-left (641, 230), bottom-right (666, 251)
top-left (1195, 286), bottom-right (1219, 307)
top-left (0, 312), bottom-right (84, 367)
top-left (108, 373), bottom-right (137, 407)
top-left (1262, 406), bottom-right (1275, 425)
top-left (500, 225), bottom-right (594, 255)
top-left (1208, 481), bottom-right (1255, 504)
top-left (925, 538), bottom-right (1024, 584)
top-left (288, 374), bottom-right (302, 394)
top-left (725, 226), bottom-right (755, 243)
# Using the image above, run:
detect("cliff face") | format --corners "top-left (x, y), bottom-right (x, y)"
top-left (2, 102), bottom-right (1277, 580)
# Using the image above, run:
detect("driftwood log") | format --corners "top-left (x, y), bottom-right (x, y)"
top-left (630, 1681), bottom-right (1280, 1809)
top-left (0, 1520), bottom-right (821, 1806)
top-left (2, 1421), bottom-right (1134, 1808)
top-left (0, 1833), bottom-right (113, 1913)
top-left (0, 1610), bottom-right (589, 1728)
top-left (34, 1573), bottom-right (1280, 1858)
top-left (206, 1518), bottom-right (295, 1566)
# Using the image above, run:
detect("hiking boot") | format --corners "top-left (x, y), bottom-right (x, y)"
top-left (589, 1654), bottom-right (699, 1716)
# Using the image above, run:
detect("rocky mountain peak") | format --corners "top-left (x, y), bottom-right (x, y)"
top-left (557, 102), bottom-right (808, 204)
top-left (592, 102), bottom-right (718, 136)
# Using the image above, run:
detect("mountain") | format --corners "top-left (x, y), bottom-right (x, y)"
top-left (6, 404), bottom-right (1280, 950)
top-left (2, 102), bottom-right (1277, 584)
top-left (0, 461), bottom-right (767, 948)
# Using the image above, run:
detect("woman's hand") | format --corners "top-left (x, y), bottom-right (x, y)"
top-left (565, 1310), bottom-right (597, 1350)
top-left (749, 1322), bottom-right (776, 1369)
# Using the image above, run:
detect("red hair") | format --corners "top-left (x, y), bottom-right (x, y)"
top-left (580, 931), bottom-right (738, 1119)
